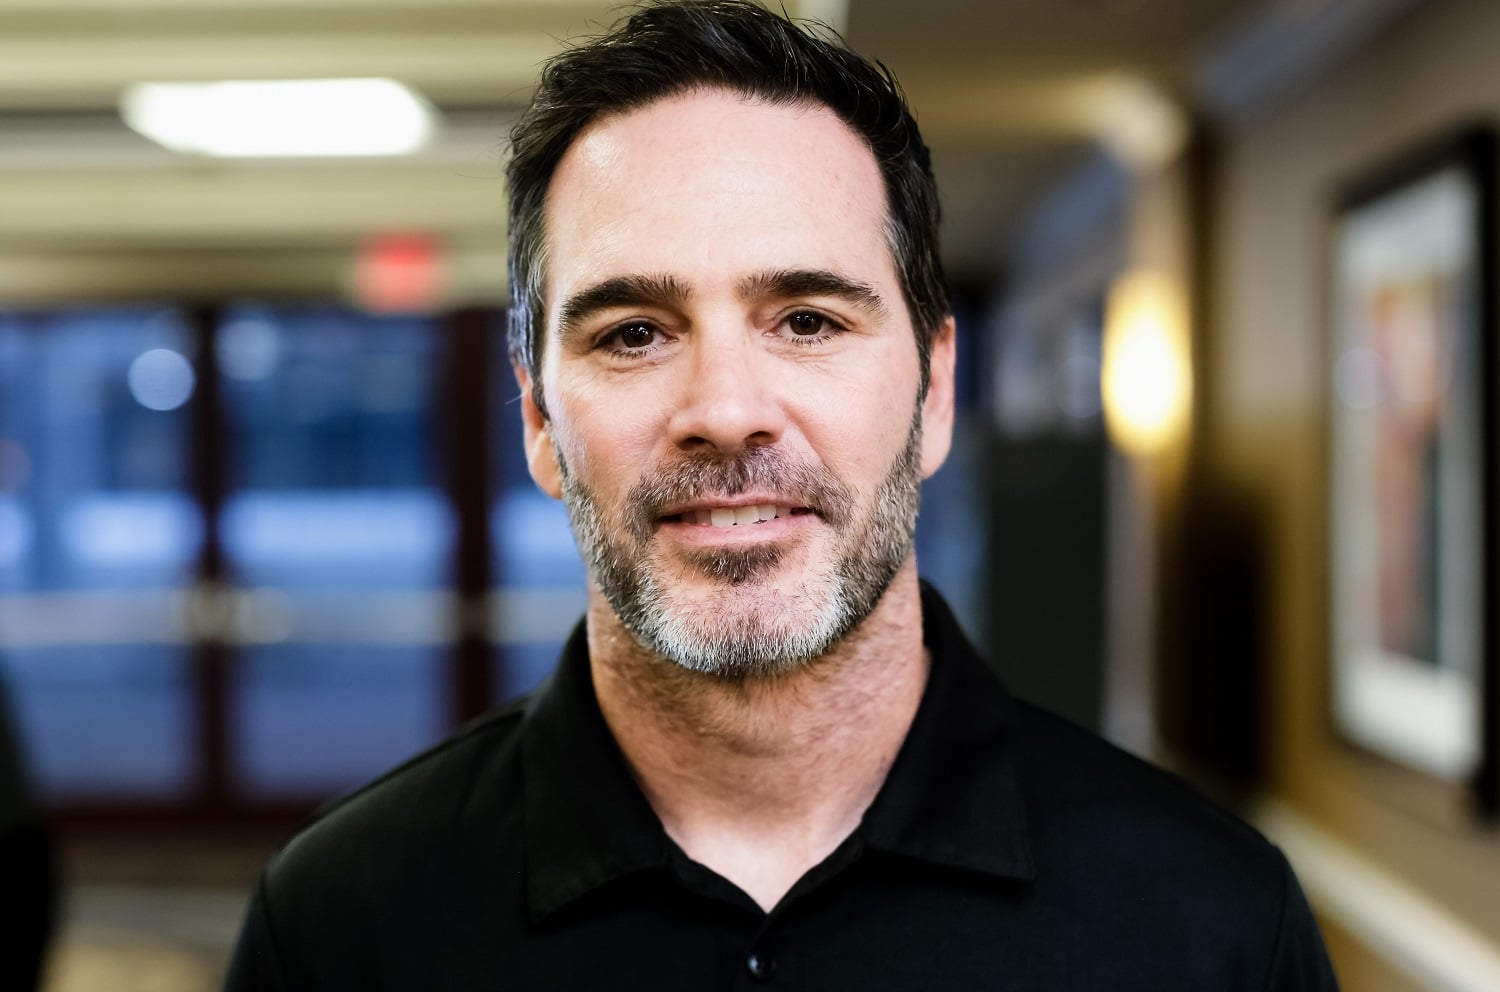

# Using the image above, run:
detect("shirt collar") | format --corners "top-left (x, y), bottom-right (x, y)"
top-left (520, 622), bottom-right (670, 922)
top-left (858, 583), bottom-right (1036, 881)
top-left (520, 583), bottom-right (1035, 922)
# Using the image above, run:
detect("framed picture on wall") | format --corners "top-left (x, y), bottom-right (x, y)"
top-left (1329, 124), bottom-right (1497, 816)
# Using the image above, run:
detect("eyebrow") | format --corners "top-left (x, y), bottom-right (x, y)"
top-left (555, 273), bottom-right (691, 344)
top-left (553, 267), bottom-right (892, 344)
top-left (737, 268), bottom-right (892, 320)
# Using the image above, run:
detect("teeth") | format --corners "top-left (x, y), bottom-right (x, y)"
top-left (682, 504), bottom-right (793, 527)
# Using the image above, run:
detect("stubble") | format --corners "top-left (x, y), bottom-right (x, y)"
top-left (556, 413), bottom-right (923, 679)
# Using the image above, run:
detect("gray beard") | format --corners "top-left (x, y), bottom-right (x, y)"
top-left (556, 413), bottom-right (923, 679)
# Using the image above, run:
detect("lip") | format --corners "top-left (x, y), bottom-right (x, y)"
top-left (655, 509), bottom-right (817, 548)
top-left (657, 495), bottom-right (814, 519)
top-left (653, 494), bottom-right (820, 547)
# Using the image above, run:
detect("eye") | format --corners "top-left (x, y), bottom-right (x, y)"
top-left (603, 321), bottom-right (660, 351)
top-left (788, 311), bottom-right (826, 336)
top-left (775, 309), bottom-right (846, 346)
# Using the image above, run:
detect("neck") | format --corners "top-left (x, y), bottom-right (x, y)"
top-left (588, 561), bottom-right (929, 911)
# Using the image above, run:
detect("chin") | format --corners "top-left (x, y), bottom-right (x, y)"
top-left (616, 566), bottom-right (855, 679)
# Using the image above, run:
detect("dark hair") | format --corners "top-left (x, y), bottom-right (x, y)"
top-left (507, 0), bottom-right (948, 411)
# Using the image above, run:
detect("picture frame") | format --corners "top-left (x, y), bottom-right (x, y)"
top-left (1328, 124), bottom-right (1498, 817)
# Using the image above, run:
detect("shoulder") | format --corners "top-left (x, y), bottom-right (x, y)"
top-left (1011, 700), bottom-right (1301, 953)
top-left (227, 700), bottom-right (537, 989)
top-left (263, 699), bottom-right (530, 910)
top-left (1013, 699), bottom-right (1280, 874)
top-left (1017, 702), bottom-right (1256, 824)
top-left (1008, 704), bottom-right (1345, 988)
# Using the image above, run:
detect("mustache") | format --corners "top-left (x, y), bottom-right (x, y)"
top-left (624, 446), bottom-right (852, 540)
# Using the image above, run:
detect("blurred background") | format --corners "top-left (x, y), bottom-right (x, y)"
top-left (1, 0), bottom-right (1498, 989)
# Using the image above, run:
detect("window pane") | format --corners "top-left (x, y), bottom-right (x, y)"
top-left (220, 304), bottom-right (453, 799)
top-left (0, 308), bottom-right (199, 800)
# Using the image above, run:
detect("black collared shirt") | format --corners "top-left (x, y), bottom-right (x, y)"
top-left (226, 587), bottom-right (1339, 990)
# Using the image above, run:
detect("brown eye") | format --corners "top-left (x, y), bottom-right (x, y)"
top-left (789, 312), bottom-right (825, 336)
top-left (617, 323), bottom-right (655, 349)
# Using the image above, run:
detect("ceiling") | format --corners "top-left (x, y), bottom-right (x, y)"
top-left (0, 0), bottom-right (1267, 305)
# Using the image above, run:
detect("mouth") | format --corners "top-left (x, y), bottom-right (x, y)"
top-left (659, 503), bottom-right (816, 528)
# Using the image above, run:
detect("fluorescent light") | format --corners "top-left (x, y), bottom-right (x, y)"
top-left (121, 78), bottom-right (437, 158)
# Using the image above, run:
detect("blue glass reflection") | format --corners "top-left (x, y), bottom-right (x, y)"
top-left (0, 307), bottom-right (199, 799)
top-left (220, 304), bottom-right (452, 800)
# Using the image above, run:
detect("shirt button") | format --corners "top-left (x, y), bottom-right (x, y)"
top-left (745, 951), bottom-right (774, 982)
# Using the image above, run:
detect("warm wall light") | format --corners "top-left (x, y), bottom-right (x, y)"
top-left (1101, 268), bottom-right (1192, 458)
top-left (120, 78), bottom-right (437, 157)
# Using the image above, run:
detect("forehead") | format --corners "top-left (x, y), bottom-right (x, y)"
top-left (541, 89), bottom-right (896, 314)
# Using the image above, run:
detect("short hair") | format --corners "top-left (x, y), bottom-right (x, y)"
top-left (506, 0), bottom-right (949, 411)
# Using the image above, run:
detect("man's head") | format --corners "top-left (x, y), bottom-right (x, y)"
top-left (507, 0), bottom-right (949, 406)
top-left (508, 1), bottom-right (956, 678)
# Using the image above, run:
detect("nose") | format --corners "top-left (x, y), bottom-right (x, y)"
top-left (665, 333), bottom-right (787, 456)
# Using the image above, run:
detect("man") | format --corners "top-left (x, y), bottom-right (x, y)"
top-left (227, 2), bottom-right (1340, 988)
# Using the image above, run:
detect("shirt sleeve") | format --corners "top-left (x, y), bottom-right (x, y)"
top-left (1261, 852), bottom-right (1341, 991)
top-left (224, 869), bottom-right (290, 992)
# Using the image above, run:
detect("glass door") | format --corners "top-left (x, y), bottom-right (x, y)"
top-left (0, 300), bottom-right (586, 818)
top-left (0, 308), bottom-right (201, 802)
top-left (217, 303), bottom-right (454, 800)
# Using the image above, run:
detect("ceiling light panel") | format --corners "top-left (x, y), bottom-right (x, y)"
top-left (120, 78), bottom-right (438, 158)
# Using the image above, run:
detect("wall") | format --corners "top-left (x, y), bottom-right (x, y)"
top-left (1208, 0), bottom-right (1500, 979)
top-left (984, 153), bottom-right (1128, 735)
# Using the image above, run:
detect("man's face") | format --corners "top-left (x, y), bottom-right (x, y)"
top-left (519, 88), bottom-right (955, 676)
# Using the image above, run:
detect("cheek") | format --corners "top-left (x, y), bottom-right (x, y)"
top-left (548, 394), bottom-right (662, 495)
top-left (798, 362), bottom-right (921, 481)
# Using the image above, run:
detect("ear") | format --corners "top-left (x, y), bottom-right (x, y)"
top-left (918, 315), bottom-right (957, 479)
top-left (513, 362), bottom-right (563, 500)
